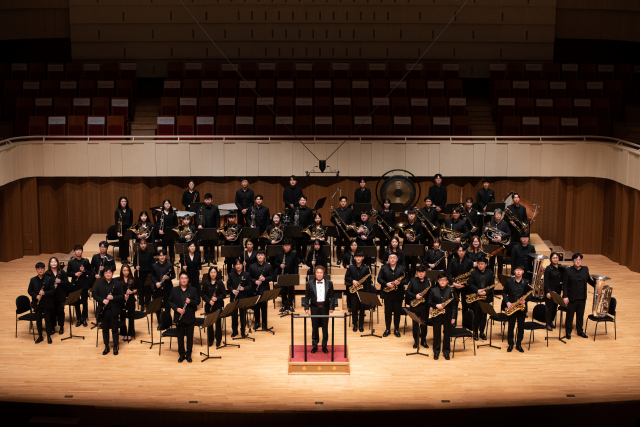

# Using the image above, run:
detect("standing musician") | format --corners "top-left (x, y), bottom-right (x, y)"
top-left (428, 272), bottom-right (457, 360)
top-left (562, 253), bottom-right (596, 340)
top-left (29, 262), bottom-right (54, 344)
top-left (378, 198), bottom-right (396, 259)
top-left (95, 266), bottom-right (123, 356)
top-left (425, 238), bottom-right (447, 271)
top-left (181, 179), bottom-right (200, 212)
top-left (133, 211), bottom-right (154, 242)
top-left (133, 239), bottom-right (154, 312)
top-left (401, 210), bottom-right (423, 276)
top-left (510, 232), bottom-right (536, 280)
top-left (503, 265), bottom-right (530, 353)
top-left (377, 253), bottom-right (407, 338)
top-left (382, 236), bottom-right (405, 268)
top-left (428, 173), bottom-right (448, 214)
top-left (169, 272), bottom-right (201, 363)
top-left (252, 195), bottom-right (271, 249)
top-left (227, 259), bottom-right (252, 337)
top-left (274, 239), bottom-right (299, 313)
top-left (305, 239), bottom-right (328, 277)
top-left (45, 257), bottom-right (69, 336)
top-left (345, 250), bottom-right (374, 333)
top-left (506, 192), bottom-right (529, 247)
top-left (354, 178), bottom-right (372, 203)
top-left (235, 178), bottom-right (254, 227)
top-left (466, 236), bottom-right (484, 267)
top-left (487, 209), bottom-right (511, 274)
top-left (222, 213), bottom-right (242, 276)
top-left (243, 239), bottom-right (257, 272)
top-left (331, 196), bottom-right (354, 266)
top-left (405, 265), bottom-right (431, 349)
top-left (91, 241), bottom-right (116, 281)
top-left (447, 244), bottom-right (473, 313)
top-left (467, 256), bottom-right (495, 341)
top-left (303, 266), bottom-right (335, 354)
top-left (201, 267), bottom-right (226, 348)
top-left (283, 175), bottom-right (304, 212)
top-left (295, 196), bottom-right (314, 262)
top-left (181, 242), bottom-right (202, 295)
top-left (115, 196), bottom-right (134, 262)
top-left (544, 252), bottom-right (564, 331)
top-left (150, 249), bottom-right (175, 325)
top-left (249, 250), bottom-right (274, 331)
top-left (445, 208), bottom-right (470, 245)
top-left (198, 193), bottom-right (220, 264)
top-left (476, 178), bottom-right (495, 213)
top-left (464, 197), bottom-right (480, 237)
top-left (419, 197), bottom-right (439, 248)
top-left (67, 245), bottom-right (93, 328)
top-left (157, 199), bottom-right (178, 263)
top-left (118, 264), bottom-right (137, 342)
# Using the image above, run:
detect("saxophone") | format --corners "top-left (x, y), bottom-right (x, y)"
top-left (504, 289), bottom-right (534, 316)
top-left (466, 283), bottom-right (498, 304)
top-left (450, 270), bottom-right (472, 286)
top-left (382, 272), bottom-right (405, 293)
top-left (349, 273), bottom-right (372, 294)
top-left (409, 282), bottom-right (433, 307)
top-left (429, 296), bottom-right (455, 318)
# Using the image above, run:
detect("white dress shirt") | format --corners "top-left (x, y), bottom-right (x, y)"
top-left (315, 279), bottom-right (325, 303)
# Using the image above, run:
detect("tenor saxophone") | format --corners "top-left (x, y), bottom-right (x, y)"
top-left (466, 283), bottom-right (498, 304)
top-left (504, 289), bottom-right (534, 316)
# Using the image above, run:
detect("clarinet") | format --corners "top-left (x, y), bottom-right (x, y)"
top-left (177, 299), bottom-right (189, 324)
top-left (98, 282), bottom-right (116, 322)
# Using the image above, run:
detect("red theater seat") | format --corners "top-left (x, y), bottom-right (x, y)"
top-left (333, 98), bottom-right (351, 116)
top-left (586, 81), bottom-right (604, 98)
top-left (92, 97), bottom-right (110, 116)
top-left (218, 98), bottom-right (236, 116)
top-left (522, 116), bottom-right (540, 136)
top-left (530, 80), bottom-right (548, 99)
top-left (257, 79), bottom-right (275, 97)
top-left (555, 98), bottom-right (573, 117)
top-left (22, 80), bottom-right (41, 98)
top-left (96, 80), bottom-right (115, 97)
top-left (543, 63), bottom-right (561, 81)
top-left (580, 116), bottom-right (598, 135)
top-left (425, 63), bottom-right (441, 80)
top-left (497, 98), bottom-right (516, 119)
top-left (353, 117), bottom-right (371, 135)
top-left (203, 62), bottom-right (220, 79)
top-left (161, 97), bottom-right (178, 116)
top-left (235, 116), bottom-right (255, 137)
top-left (240, 62), bottom-right (257, 80)
top-left (47, 63), bottom-right (65, 80)
top-left (314, 62), bottom-right (330, 80)
top-left (111, 97), bottom-right (130, 118)
top-left (369, 63), bottom-right (386, 79)
top-left (573, 99), bottom-right (592, 117)
top-left (314, 80), bottom-right (331, 98)
top-left (41, 80), bottom-right (59, 98)
top-left (502, 116), bottom-right (521, 136)
top-left (580, 63), bottom-right (597, 81)
top-left (333, 79), bottom-right (350, 98)
top-left (276, 80), bottom-right (294, 98)
top-left (430, 97), bottom-right (448, 117)
top-left (442, 64), bottom-right (459, 80)
top-left (413, 115), bottom-right (432, 135)
top-left (315, 97), bottom-right (332, 117)
top-left (524, 64), bottom-right (543, 81)
top-left (201, 80), bottom-right (219, 97)
top-left (185, 62), bottom-right (202, 79)
top-left (446, 79), bottom-right (463, 98)
top-left (107, 116), bottom-right (125, 135)
top-left (389, 80), bottom-right (407, 97)
top-left (452, 116), bottom-right (469, 136)
top-left (295, 63), bottom-right (312, 80)
top-left (239, 80), bottom-right (256, 97)
top-left (278, 62), bottom-right (294, 79)
top-left (432, 116), bottom-right (451, 136)
top-left (67, 116), bottom-right (85, 136)
top-left (48, 116), bottom-right (66, 136)
top-left (332, 62), bottom-right (349, 79)
top-left (199, 97), bottom-right (217, 116)
top-left (334, 116), bottom-right (352, 135)
top-left (258, 62), bottom-right (276, 80)
top-left (87, 116), bottom-right (106, 136)
top-left (388, 62), bottom-right (404, 80)
top-left (237, 97), bottom-right (255, 117)
top-left (177, 116), bottom-right (194, 135)
top-left (179, 97), bottom-right (198, 116)
top-left (275, 116), bottom-right (294, 135)
top-left (83, 63), bottom-right (101, 80)
top-left (35, 98), bottom-right (53, 116)
top-left (28, 116), bottom-right (47, 135)
top-left (65, 63), bottom-right (83, 80)
top-left (314, 117), bottom-right (332, 135)
top-left (163, 79), bottom-right (181, 97)
top-left (409, 79), bottom-right (426, 98)
top-left (295, 98), bottom-right (313, 116)
top-left (78, 79), bottom-right (96, 97)
top-left (535, 99), bottom-right (553, 117)
top-left (352, 62), bottom-right (368, 79)
top-left (182, 79), bottom-right (200, 98)
top-left (560, 117), bottom-right (579, 135)
top-left (255, 115), bottom-right (273, 135)
top-left (374, 116), bottom-right (392, 135)
top-left (393, 116), bottom-right (411, 136)
top-left (517, 98), bottom-right (535, 117)
top-left (295, 116), bottom-right (312, 135)
top-left (54, 97), bottom-right (72, 117)
top-left (11, 63), bottom-right (29, 80)
top-left (372, 98), bottom-right (390, 116)
top-left (371, 79), bottom-right (389, 98)
top-left (427, 80), bottom-right (445, 98)
top-left (102, 62), bottom-right (119, 80)
top-left (541, 116), bottom-right (559, 135)
top-left (411, 98), bottom-right (429, 116)
top-left (59, 80), bottom-right (77, 98)
top-left (353, 98), bottom-right (371, 116)
top-left (196, 116), bottom-right (215, 135)
top-left (508, 63), bottom-right (524, 80)
top-left (216, 115), bottom-right (234, 135)
top-left (391, 97), bottom-right (409, 116)
top-left (73, 97), bottom-right (91, 116)
top-left (512, 81), bottom-right (530, 98)
top-left (120, 62), bottom-right (137, 80)
top-left (167, 62), bottom-right (184, 79)
top-left (567, 80), bottom-right (585, 99)
top-left (449, 98), bottom-right (467, 116)
top-left (256, 97), bottom-right (274, 116)
top-left (352, 80), bottom-right (369, 98)
top-left (276, 97), bottom-right (293, 116)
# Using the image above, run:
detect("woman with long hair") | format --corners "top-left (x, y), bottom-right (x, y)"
top-left (305, 239), bottom-right (327, 277)
top-left (157, 199), bottom-right (178, 263)
top-left (115, 196), bottom-right (134, 262)
top-left (182, 242), bottom-right (202, 294)
top-left (134, 211), bottom-right (154, 242)
top-left (381, 236), bottom-right (405, 268)
top-left (201, 267), bottom-right (226, 347)
top-left (45, 256), bottom-right (69, 335)
top-left (243, 239), bottom-right (257, 271)
top-left (119, 263), bottom-right (137, 342)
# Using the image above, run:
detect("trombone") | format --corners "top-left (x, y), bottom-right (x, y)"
top-left (410, 208), bottom-right (436, 241)
top-left (370, 209), bottom-right (394, 240)
top-left (456, 203), bottom-right (478, 233)
top-left (504, 209), bottom-right (529, 234)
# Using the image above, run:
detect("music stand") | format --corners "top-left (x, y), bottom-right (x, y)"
top-left (200, 309), bottom-right (222, 362)
top-left (133, 242), bottom-right (156, 253)
top-left (403, 308), bottom-right (428, 357)
top-left (233, 296), bottom-right (260, 341)
top-left (221, 246), bottom-right (243, 276)
top-left (390, 203), bottom-right (404, 215)
top-left (174, 243), bottom-right (191, 267)
top-left (310, 197), bottom-right (327, 212)
top-left (191, 203), bottom-right (207, 224)
top-left (266, 245), bottom-right (283, 258)
top-left (485, 202), bottom-right (506, 215)
top-left (217, 300), bottom-right (240, 349)
top-left (477, 301), bottom-right (502, 350)
top-left (122, 228), bottom-right (137, 259)
top-left (140, 297), bottom-right (164, 348)
top-left (403, 244), bottom-right (425, 258)
top-left (61, 289), bottom-right (85, 341)
top-left (550, 291), bottom-right (568, 344)
top-left (242, 227), bottom-right (262, 241)
top-left (255, 288), bottom-right (280, 334)
top-left (277, 274), bottom-right (299, 317)
top-left (442, 203), bottom-right (459, 215)
top-left (284, 225), bottom-right (302, 240)
top-left (360, 246), bottom-right (378, 271)
top-left (352, 203), bottom-right (373, 216)
top-left (424, 271), bottom-right (441, 284)
top-left (357, 291), bottom-right (382, 338)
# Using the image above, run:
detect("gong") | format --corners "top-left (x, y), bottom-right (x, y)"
top-left (379, 174), bottom-right (417, 210)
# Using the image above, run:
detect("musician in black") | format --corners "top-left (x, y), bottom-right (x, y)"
top-left (543, 252), bottom-right (563, 331)
top-left (488, 209), bottom-right (511, 274)
top-left (235, 178), bottom-right (255, 227)
top-left (504, 265), bottom-right (531, 352)
top-left (405, 266), bottom-right (431, 349)
top-left (425, 238), bottom-right (446, 271)
top-left (133, 211), bottom-right (154, 242)
top-left (265, 213), bottom-right (284, 245)
top-left (274, 239), bottom-right (299, 313)
top-left (283, 175), bottom-right (303, 210)
top-left (201, 267), bottom-right (226, 348)
top-left (227, 259), bottom-right (252, 337)
top-left (354, 178), bottom-right (371, 203)
top-left (182, 179), bottom-right (200, 212)
top-left (197, 193), bottom-right (220, 264)
top-left (252, 195), bottom-right (271, 248)
top-left (428, 272), bottom-right (457, 360)
top-left (382, 236), bottom-right (405, 268)
top-left (67, 245), bottom-right (93, 327)
top-left (249, 251), bottom-right (274, 331)
top-left (343, 240), bottom-right (360, 269)
top-left (510, 232), bottom-right (536, 280)
top-left (91, 241), bottom-right (116, 281)
top-left (115, 196), bottom-right (134, 262)
top-left (177, 214), bottom-right (197, 246)
top-left (305, 239), bottom-right (328, 277)
top-left (118, 263), bottom-right (137, 342)
top-left (303, 266), bottom-right (335, 354)
top-left (464, 197), bottom-right (480, 236)
top-left (447, 244), bottom-right (473, 313)
top-left (331, 196), bottom-right (354, 265)
top-left (506, 192), bottom-right (529, 246)
top-left (181, 242), bottom-right (202, 294)
top-left (150, 249), bottom-right (175, 325)
top-left (46, 256), bottom-right (69, 335)
top-left (157, 199), bottom-right (178, 263)
top-left (444, 208), bottom-right (470, 245)
top-left (169, 272), bottom-right (201, 363)
top-left (222, 213), bottom-right (242, 276)
top-left (133, 239), bottom-right (154, 311)
top-left (95, 266), bottom-right (123, 356)
top-left (467, 256), bottom-right (495, 340)
top-left (428, 173), bottom-right (447, 213)
top-left (401, 210), bottom-right (423, 276)
top-left (476, 178), bottom-right (495, 213)
top-left (29, 262), bottom-right (54, 343)
top-left (377, 253), bottom-right (407, 338)
top-left (419, 197), bottom-right (439, 248)
top-left (243, 239), bottom-right (257, 271)
top-left (309, 213), bottom-right (328, 245)
top-left (294, 196), bottom-right (314, 262)
top-left (377, 198), bottom-right (395, 259)
top-left (345, 251), bottom-right (373, 332)
top-left (562, 253), bottom-right (596, 339)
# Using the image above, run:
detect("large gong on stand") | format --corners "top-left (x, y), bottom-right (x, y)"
top-left (375, 169), bottom-right (420, 211)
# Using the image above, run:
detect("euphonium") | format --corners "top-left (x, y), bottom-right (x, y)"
top-left (530, 254), bottom-right (549, 298)
top-left (504, 289), bottom-right (534, 316)
top-left (591, 275), bottom-right (613, 318)
top-left (483, 225), bottom-right (511, 246)
top-left (439, 224), bottom-right (466, 243)
top-left (466, 283), bottom-right (498, 304)
top-left (260, 227), bottom-right (284, 243)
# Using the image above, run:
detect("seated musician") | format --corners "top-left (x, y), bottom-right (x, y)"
top-left (305, 239), bottom-right (328, 277)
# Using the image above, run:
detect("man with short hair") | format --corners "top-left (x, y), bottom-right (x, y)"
top-left (283, 175), bottom-right (304, 211)
top-left (235, 178), bottom-right (254, 227)
top-left (67, 245), bottom-right (93, 327)
top-left (345, 250), bottom-right (373, 332)
top-left (197, 192), bottom-right (220, 264)
top-left (503, 265), bottom-right (530, 353)
top-left (405, 265), bottom-right (430, 349)
top-left (510, 232), bottom-right (536, 280)
top-left (169, 272), bottom-right (201, 363)
top-left (274, 239), bottom-right (299, 313)
top-left (428, 173), bottom-right (447, 213)
top-left (28, 262), bottom-right (54, 344)
top-left (562, 253), bottom-right (596, 340)
top-left (377, 253), bottom-right (407, 338)
top-left (467, 256), bottom-right (495, 340)
top-left (249, 250), bottom-right (274, 330)
top-left (303, 266), bottom-right (335, 354)
top-left (354, 178), bottom-right (371, 203)
top-left (476, 178), bottom-right (495, 213)
top-left (94, 266), bottom-right (123, 356)
top-left (331, 196), bottom-right (353, 265)
top-left (150, 249), bottom-right (175, 324)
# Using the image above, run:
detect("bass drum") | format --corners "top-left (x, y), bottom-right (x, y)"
top-left (376, 170), bottom-right (419, 211)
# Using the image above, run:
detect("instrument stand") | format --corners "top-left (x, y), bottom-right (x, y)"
top-left (90, 278), bottom-right (102, 330)
top-left (200, 309), bottom-right (222, 362)
top-left (358, 291), bottom-right (383, 338)
top-left (217, 300), bottom-right (240, 350)
top-left (61, 289), bottom-right (85, 341)
top-left (403, 308), bottom-right (428, 356)
top-left (253, 288), bottom-right (281, 335)
top-left (232, 296), bottom-right (260, 342)
top-left (477, 301), bottom-right (501, 350)
top-left (550, 291), bottom-right (568, 344)
top-left (276, 274), bottom-right (299, 318)
top-left (140, 297), bottom-right (164, 349)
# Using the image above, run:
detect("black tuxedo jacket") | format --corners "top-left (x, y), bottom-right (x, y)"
top-left (303, 279), bottom-right (335, 309)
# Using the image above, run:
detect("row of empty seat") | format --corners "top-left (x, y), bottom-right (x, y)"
top-left (27, 116), bottom-right (126, 137)
top-left (501, 116), bottom-right (602, 137)
top-left (0, 63), bottom-right (137, 82)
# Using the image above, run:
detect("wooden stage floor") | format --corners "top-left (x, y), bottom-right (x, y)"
top-left (1, 252), bottom-right (637, 415)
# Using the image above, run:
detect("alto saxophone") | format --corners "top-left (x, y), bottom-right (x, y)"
top-left (383, 272), bottom-right (405, 293)
top-left (504, 289), bottom-right (534, 316)
top-left (429, 296), bottom-right (455, 318)
top-left (409, 282), bottom-right (433, 307)
top-left (349, 273), bottom-right (372, 294)
top-left (466, 283), bottom-right (498, 304)
top-left (450, 270), bottom-right (472, 286)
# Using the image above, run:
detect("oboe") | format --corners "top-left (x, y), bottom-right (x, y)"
top-left (177, 299), bottom-right (189, 323)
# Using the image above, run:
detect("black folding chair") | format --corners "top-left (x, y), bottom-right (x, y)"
top-left (585, 297), bottom-right (617, 341)
top-left (451, 309), bottom-right (475, 357)
top-left (159, 311), bottom-right (179, 355)
top-left (16, 296), bottom-right (36, 341)
top-left (523, 304), bottom-right (548, 349)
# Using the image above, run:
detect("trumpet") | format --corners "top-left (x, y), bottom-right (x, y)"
top-left (260, 227), bottom-right (284, 244)
top-left (302, 224), bottom-right (326, 240)
top-left (504, 209), bottom-right (529, 235)
top-left (349, 273), bottom-right (372, 293)
top-left (370, 209), bottom-right (394, 240)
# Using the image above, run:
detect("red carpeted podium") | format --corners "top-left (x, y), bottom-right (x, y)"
top-left (288, 345), bottom-right (350, 374)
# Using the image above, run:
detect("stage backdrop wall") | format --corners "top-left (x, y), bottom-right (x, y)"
top-left (1, 175), bottom-right (639, 274)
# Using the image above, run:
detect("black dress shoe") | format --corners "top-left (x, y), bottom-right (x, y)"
top-left (383, 330), bottom-right (390, 337)
top-left (394, 330), bottom-right (401, 338)
top-left (75, 320), bottom-right (83, 327)
top-left (59, 327), bottom-right (64, 335)
top-left (231, 331), bottom-right (238, 337)
top-left (359, 326), bottom-right (364, 333)
top-left (473, 332), bottom-right (479, 341)
top-left (353, 326), bottom-right (358, 332)
top-left (178, 355), bottom-right (185, 363)
top-left (413, 342), bottom-right (419, 349)
top-left (254, 323), bottom-right (261, 330)
top-left (103, 346), bottom-right (110, 355)
top-left (186, 356), bottom-right (192, 363)
top-left (113, 347), bottom-right (119, 356)
top-left (82, 319), bottom-right (87, 327)
top-left (578, 332), bottom-right (588, 338)
top-left (443, 354), bottom-right (450, 360)
top-left (566, 334), bottom-right (572, 340)
top-left (322, 346), bottom-right (329, 354)
top-left (507, 345), bottom-right (513, 352)
top-left (216, 341), bottom-right (221, 348)
top-left (433, 353), bottom-right (439, 360)
top-left (516, 345), bottom-right (524, 353)
top-left (421, 339), bottom-right (429, 348)
top-left (279, 307), bottom-right (286, 313)
top-left (290, 306), bottom-right (295, 312)
top-left (311, 346), bottom-right (318, 354)
top-left (47, 335), bottom-right (52, 344)
top-left (479, 333), bottom-right (487, 340)
top-left (546, 325), bottom-right (554, 331)
top-left (35, 336), bottom-right (44, 344)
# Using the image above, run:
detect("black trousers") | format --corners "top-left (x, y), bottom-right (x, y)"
top-left (201, 239), bottom-right (217, 261)
top-left (459, 288), bottom-right (469, 313)
top-left (176, 322), bottom-right (195, 357)
top-left (51, 301), bottom-right (65, 329)
top-left (348, 292), bottom-right (366, 327)
top-left (489, 256), bottom-right (504, 275)
top-left (119, 305), bottom-right (135, 337)
top-left (232, 307), bottom-right (247, 334)
top-left (406, 256), bottom-right (420, 276)
top-left (73, 288), bottom-right (89, 320)
top-left (471, 299), bottom-right (491, 335)
top-left (153, 294), bottom-right (169, 325)
top-left (159, 239), bottom-right (176, 263)
top-left (383, 298), bottom-right (402, 330)
top-left (253, 301), bottom-right (268, 328)
top-left (566, 299), bottom-right (586, 336)
top-left (378, 235), bottom-right (391, 259)
top-left (432, 315), bottom-right (452, 356)
top-left (545, 297), bottom-right (558, 327)
top-left (36, 306), bottom-right (52, 337)
top-left (295, 236), bottom-right (309, 264)
top-left (411, 307), bottom-right (428, 342)
top-left (101, 309), bottom-right (119, 348)
top-left (137, 272), bottom-right (151, 309)
top-left (335, 235), bottom-right (350, 261)
top-left (118, 237), bottom-right (130, 259)
top-left (310, 304), bottom-right (330, 346)
top-left (507, 310), bottom-right (526, 346)
top-left (279, 285), bottom-right (296, 308)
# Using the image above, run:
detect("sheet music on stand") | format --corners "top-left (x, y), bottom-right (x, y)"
top-left (200, 309), bottom-right (222, 362)
top-left (242, 227), bottom-right (262, 240)
top-left (276, 274), bottom-right (299, 317)
top-left (403, 308), bottom-right (429, 357)
top-left (310, 197), bottom-right (327, 212)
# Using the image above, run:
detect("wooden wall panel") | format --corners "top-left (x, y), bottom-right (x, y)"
top-left (20, 178), bottom-right (40, 257)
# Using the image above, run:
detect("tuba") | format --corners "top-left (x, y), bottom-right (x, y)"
top-left (483, 225), bottom-right (510, 246)
top-left (529, 254), bottom-right (549, 298)
top-left (260, 227), bottom-right (284, 244)
top-left (439, 224), bottom-right (466, 243)
top-left (591, 275), bottom-right (613, 318)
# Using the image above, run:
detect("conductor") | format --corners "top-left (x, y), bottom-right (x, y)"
top-left (303, 266), bottom-right (334, 354)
